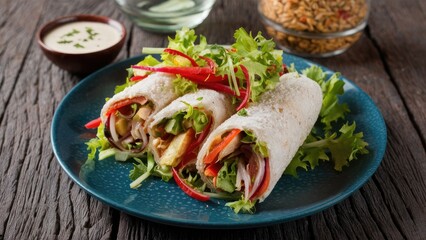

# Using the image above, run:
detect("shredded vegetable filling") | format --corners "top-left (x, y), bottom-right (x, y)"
top-left (105, 100), bottom-right (154, 153)
top-left (152, 107), bottom-right (211, 167)
top-left (204, 130), bottom-right (269, 200)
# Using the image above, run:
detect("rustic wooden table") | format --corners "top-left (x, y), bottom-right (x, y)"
top-left (1, 0), bottom-right (425, 239)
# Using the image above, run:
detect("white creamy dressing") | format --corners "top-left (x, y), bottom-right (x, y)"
top-left (43, 21), bottom-right (121, 54)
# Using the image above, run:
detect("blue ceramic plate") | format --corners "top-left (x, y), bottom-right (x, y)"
top-left (51, 54), bottom-right (386, 229)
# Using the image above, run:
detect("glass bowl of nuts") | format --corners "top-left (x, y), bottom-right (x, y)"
top-left (258, 0), bottom-right (370, 57)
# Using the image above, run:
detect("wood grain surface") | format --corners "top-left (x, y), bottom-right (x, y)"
top-left (0, 0), bottom-right (425, 239)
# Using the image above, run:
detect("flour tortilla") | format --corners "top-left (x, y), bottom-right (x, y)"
top-left (148, 89), bottom-right (235, 164)
top-left (196, 73), bottom-right (323, 202)
top-left (100, 73), bottom-right (178, 125)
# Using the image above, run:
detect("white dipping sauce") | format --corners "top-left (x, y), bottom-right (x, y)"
top-left (43, 21), bottom-right (122, 54)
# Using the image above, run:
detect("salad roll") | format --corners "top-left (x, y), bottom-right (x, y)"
top-left (196, 73), bottom-right (322, 205)
top-left (100, 73), bottom-right (178, 156)
top-left (148, 89), bottom-right (234, 168)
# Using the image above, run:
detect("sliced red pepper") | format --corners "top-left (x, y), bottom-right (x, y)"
top-left (164, 48), bottom-right (198, 67)
top-left (130, 75), bottom-right (148, 82)
top-left (84, 117), bottom-right (102, 129)
top-left (204, 129), bottom-right (242, 164)
top-left (198, 82), bottom-right (247, 99)
top-left (250, 158), bottom-right (270, 200)
top-left (177, 151), bottom-right (197, 170)
top-left (177, 116), bottom-right (212, 169)
top-left (236, 65), bottom-right (251, 111)
top-left (180, 73), bottom-right (227, 83)
top-left (199, 56), bottom-right (216, 73)
top-left (132, 65), bottom-right (213, 76)
top-left (185, 116), bottom-right (212, 155)
top-left (104, 96), bottom-right (147, 117)
top-left (172, 167), bottom-right (210, 202)
top-left (204, 161), bottom-right (222, 177)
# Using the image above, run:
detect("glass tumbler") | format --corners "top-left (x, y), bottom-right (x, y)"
top-left (115, 0), bottom-right (216, 33)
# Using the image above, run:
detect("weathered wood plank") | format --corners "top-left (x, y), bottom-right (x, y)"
top-left (0, 0), bottom-right (129, 239)
top-left (368, 0), bottom-right (426, 144)
top-left (1, 0), bottom-right (425, 239)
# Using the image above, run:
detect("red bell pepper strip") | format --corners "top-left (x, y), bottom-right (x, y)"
top-left (250, 158), bottom-right (270, 200)
top-left (236, 65), bottom-right (251, 111)
top-left (199, 56), bottom-right (216, 73)
top-left (84, 117), bottom-right (102, 129)
top-left (104, 96), bottom-right (147, 117)
top-left (132, 65), bottom-right (213, 75)
top-left (204, 129), bottom-right (242, 164)
top-left (198, 82), bottom-right (247, 99)
top-left (179, 73), bottom-right (227, 83)
top-left (172, 167), bottom-right (210, 202)
top-left (177, 116), bottom-right (212, 169)
top-left (164, 48), bottom-right (198, 67)
top-left (185, 116), bottom-right (212, 155)
top-left (130, 75), bottom-right (148, 82)
top-left (177, 151), bottom-right (197, 170)
top-left (204, 161), bottom-right (222, 177)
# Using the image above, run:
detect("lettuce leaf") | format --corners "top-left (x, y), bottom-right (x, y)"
top-left (225, 196), bottom-right (257, 214)
top-left (229, 28), bottom-right (283, 102)
top-left (216, 160), bottom-right (238, 193)
top-left (162, 101), bottom-right (209, 135)
top-left (129, 153), bottom-right (173, 183)
top-left (85, 123), bottom-right (109, 161)
top-left (285, 66), bottom-right (368, 176)
top-left (240, 130), bottom-right (269, 157)
top-left (173, 75), bottom-right (198, 96)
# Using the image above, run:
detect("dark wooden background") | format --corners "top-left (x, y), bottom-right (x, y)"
top-left (1, 0), bottom-right (425, 239)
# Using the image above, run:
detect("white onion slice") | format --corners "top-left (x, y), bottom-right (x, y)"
top-left (109, 114), bottom-right (119, 142)
top-left (131, 121), bottom-right (142, 139)
top-left (237, 160), bottom-right (251, 200)
top-left (139, 128), bottom-right (148, 149)
top-left (235, 160), bottom-right (243, 191)
top-left (247, 152), bottom-right (265, 199)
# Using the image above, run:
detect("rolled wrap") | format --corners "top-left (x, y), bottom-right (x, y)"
top-left (196, 73), bottom-right (323, 202)
top-left (100, 73), bottom-right (178, 124)
top-left (99, 73), bottom-right (178, 155)
top-left (148, 89), bottom-right (235, 166)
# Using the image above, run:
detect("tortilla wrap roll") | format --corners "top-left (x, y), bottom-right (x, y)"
top-left (196, 73), bottom-right (322, 203)
top-left (100, 73), bottom-right (178, 155)
top-left (148, 89), bottom-right (234, 167)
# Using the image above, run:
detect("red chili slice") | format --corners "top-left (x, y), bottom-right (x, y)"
top-left (172, 168), bottom-right (210, 202)
top-left (130, 75), bottom-right (148, 82)
top-left (180, 73), bottom-right (227, 83)
top-left (199, 56), bottom-right (216, 73)
top-left (236, 65), bottom-right (251, 111)
top-left (185, 116), bottom-right (212, 154)
top-left (177, 116), bottom-right (212, 169)
top-left (132, 65), bottom-right (213, 75)
top-left (204, 161), bottom-right (222, 177)
top-left (198, 82), bottom-right (247, 99)
top-left (204, 129), bottom-right (242, 164)
top-left (105, 97), bottom-right (147, 117)
top-left (84, 117), bottom-right (102, 129)
top-left (164, 48), bottom-right (198, 67)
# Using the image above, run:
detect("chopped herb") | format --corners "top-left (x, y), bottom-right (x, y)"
top-left (62, 29), bottom-right (80, 38)
top-left (57, 40), bottom-right (73, 44)
top-left (196, 97), bottom-right (203, 101)
top-left (86, 27), bottom-right (99, 40)
top-left (74, 43), bottom-right (84, 48)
